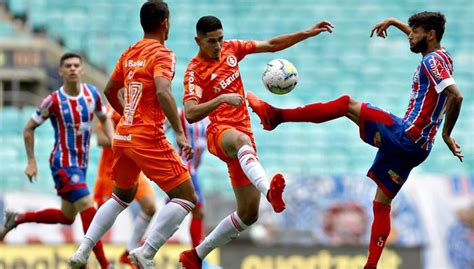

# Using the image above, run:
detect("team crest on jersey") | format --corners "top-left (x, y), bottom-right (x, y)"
top-left (226, 55), bottom-right (237, 67)
top-left (76, 104), bottom-right (83, 113)
top-left (71, 174), bottom-right (80, 183)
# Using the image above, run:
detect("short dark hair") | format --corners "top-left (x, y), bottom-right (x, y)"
top-left (59, 52), bottom-right (82, 66)
top-left (196, 16), bottom-right (222, 36)
top-left (408, 11), bottom-right (446, 41)
top-left (140, 0), bottom-right (169, 33)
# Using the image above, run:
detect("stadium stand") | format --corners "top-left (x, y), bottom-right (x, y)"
top-left (1, 0), bottom-right (472, 196)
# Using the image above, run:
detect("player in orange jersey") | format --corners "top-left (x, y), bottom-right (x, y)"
top-left (69, 2), bottom-right (196, 268)
top-left (179, 16), bottom-right (334, 268)
top-left (93, 105), bottom-right (157, 268)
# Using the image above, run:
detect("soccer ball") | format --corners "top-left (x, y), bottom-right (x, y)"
top-left (262, 59), bottom-right (298, 95)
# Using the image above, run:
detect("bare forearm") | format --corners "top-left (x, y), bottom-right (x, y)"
top-left (23, 129), bottom-right (36, 162)
top-left (157, 91), bottom-right (184, 135)
top-left (389, 18), bottom-right (411, 36)
top-left (442, 96), bottom-right (463, 137)
top-left (98, 116), bottom-right (115, 146)
top-left (105, 92), bottom-right (123, 116)
top-left (265, 31), bottom-right (313, 52)
top-left (104, 79), bottom-right (124, 116)
top-left (185, 96), bottom-right (223, 123)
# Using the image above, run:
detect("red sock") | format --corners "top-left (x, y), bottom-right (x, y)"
top-left (80, 207), bottom-right (110, 269)
top-left (190, 217), bottom-right (204, 248)
top-left (15, 209), bottom-right (74, 225)
top-left (281, 95), bottom-right (350, 123)
top-left (365, 201), bottom-right (391, 268)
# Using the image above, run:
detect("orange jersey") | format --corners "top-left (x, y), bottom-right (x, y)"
top-left (96, 105), bottom-right (121, 182)
top-left (111, 39), bottom-right (176, 147)
top-left (94, 105), bottom-right (154, 205)
top-left (183, 40), bottom-right (256, 133)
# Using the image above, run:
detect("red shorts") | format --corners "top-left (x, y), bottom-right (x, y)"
top-left (93, 172), bottom-right (155, 207)
top-left (112, 141), bottom-right (190, 192)
top-left (207, 125), bottom-right (257, 187)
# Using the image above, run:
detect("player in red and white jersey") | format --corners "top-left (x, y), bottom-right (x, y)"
top-left (247, 12), bottom-right (463, 269)
top-left (179, 16), bottom-right (334, 268)
top-left (0, 53), bottom-right (114, 269)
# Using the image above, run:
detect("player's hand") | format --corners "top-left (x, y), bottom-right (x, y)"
top-left (220, 93), bottom-right (244, 107)
top-left (308, 20), bottom-right (334, 36)
top-left (176, 133), bottom-right (193, 161)
top-left (370, 18), bottom-right (394, 38)
top-left (443, 135), bottom-right (464, 162)
top-left (24, 160), bottom-right (38, 183)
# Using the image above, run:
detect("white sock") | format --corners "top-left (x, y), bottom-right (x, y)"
top-left (141, 198), bottom-right (194, 259)
top-left (76, 194), bottom-right (129, 257)
top-left (237, 145), bottom-right (269, 195)
top-left (196, 212), bottom-right (248, 259)
top-left (127, 210), bottom-right (152, 251)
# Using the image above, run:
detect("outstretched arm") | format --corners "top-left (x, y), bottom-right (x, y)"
top-left (24, 119), bottom-right (40, 182)
top-left (370, 17), bottom-right (411, 38)
top-left (254, 20), bottom-right (334, 53)
top-left (441, 84), bottom-right (464, 162)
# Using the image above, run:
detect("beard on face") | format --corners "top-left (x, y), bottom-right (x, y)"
top-left (410, 36), bottom-right (428, 53)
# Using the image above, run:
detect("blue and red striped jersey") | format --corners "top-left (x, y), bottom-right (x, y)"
top-left (178, 108), bottom-right (209, 175)
top-left (32, 83), bottom-right (106, 168)
top-left (404, 49), bottom-right (455, 151)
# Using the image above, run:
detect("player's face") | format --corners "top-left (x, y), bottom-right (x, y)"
top-left (409, 27), bottom-right (429, 54)
top-left (197, 29), bottom-right (224, 59)
top-left (59, 57), bottom-right (83, 83)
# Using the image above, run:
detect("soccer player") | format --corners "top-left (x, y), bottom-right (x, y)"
top-left (69, 2), bottom-right (196, 268)
top-left (93, 104), bottom-right (157, 267)
top-left (179, 16), bottom-right (334, 268)
top-left (247, 12), bottom-right (463, 269)
top-left (0, 53), bottom-right (114, 269)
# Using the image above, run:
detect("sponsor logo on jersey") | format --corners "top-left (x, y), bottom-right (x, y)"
top-left (125, 59), bottom-right (146, 68)
top-left (114, 133), bottom-right (132, 141)
top-left (219, 70), bottom-right (240, 89)
top-left (428, 57), bottom-right (444, 81)
top-left (211, 73), bottom-right (218, 80)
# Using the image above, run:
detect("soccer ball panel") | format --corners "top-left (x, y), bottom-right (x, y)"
top-left (262, 59), bottom-right (298, 95)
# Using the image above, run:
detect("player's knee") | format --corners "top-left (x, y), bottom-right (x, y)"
top-left (189, 193), bottom-right (198, 205)
top-left (241, 213), bottom-right (258, 226)
top-left (237, 210), bottom-right (259, 226)
top-left (142, 204), bottom-right (156, 217)
top-left (235, 134), bottom-right (252, 149)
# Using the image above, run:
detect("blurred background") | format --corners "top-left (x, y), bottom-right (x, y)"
top-left (0, 0), bottom-right (472, 268)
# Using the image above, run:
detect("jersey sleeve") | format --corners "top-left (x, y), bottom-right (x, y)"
top-left (422, 54), bottom-right (455, 93)
top-left (88, 84), bottom-right (106, 117)
top-left (229, 40), bottom-right (257, 61)
top-left (183, 65), bottom-right (203, 103)
top-left (111, 53), bottom-right (126, 82)
top-left (153, 51), bottom-right (176, 81)
top-left (32, 94), bottom-right (54, 124)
